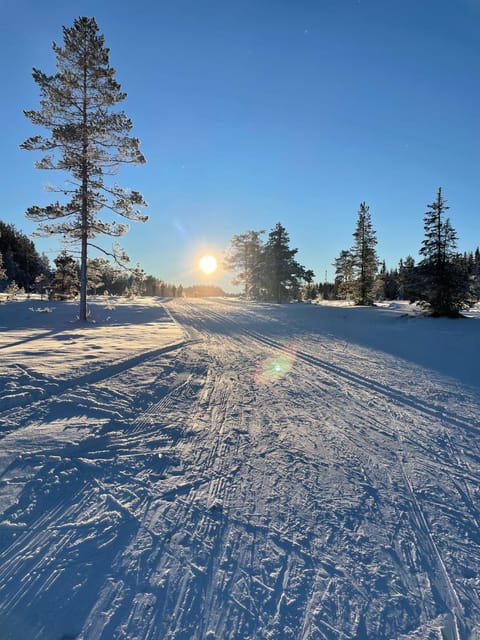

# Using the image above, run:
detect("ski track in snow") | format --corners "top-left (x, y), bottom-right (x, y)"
top-left (0, 297), bottom-right (480, 640)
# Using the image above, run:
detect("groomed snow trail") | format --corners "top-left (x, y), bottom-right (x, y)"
top-left (0, 297), bottom-right (479, 639)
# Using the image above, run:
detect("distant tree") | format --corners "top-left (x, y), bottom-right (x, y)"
top-left (0, 251), bottom-right (6, 282)
top-left (224, 230), bottom-right (265, 299)
top-left (398, 256), bottom-right (419, 301)
top-left (420, 188), bottom-right (453, 266)
top-left (99, 260), bottom-right (126, 294)
top-left (183, 284), bottom-right (225, 298)
top-left (383, 268), bottom-right (400, 300)
top-left (351, 202), bottom-right (378, 305)
top-left (34, 273), bottom-right (50, 299)
top-left (21, 16), bottom-right (147, 321)
top-left (143, 275), bottom-right (160, 296)
top-left (334, 249), bottom-right (355, 299)
top-left (87, 258), bottom-right (106, 295)
top-left (50, 250), bottom-right (80, 300)
top-left (417, 188), bottom-right (474, 316)
top-left (469, 248), bottom-right (480, 300)
top-left (124, 267), bottom-right (146, 296)
top-left (262, 223), bottom-right (310, 302)
top-left (300, 269), bottom-right (316, 300)
top-left (4, 281), bottom-right (22, 299)
top-left (316, 281), bottom-right (336, 300)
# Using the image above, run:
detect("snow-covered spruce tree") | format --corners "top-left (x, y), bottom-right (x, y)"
top-left (262, 222), bottom-right (310, 302)
top-left (418, 187), bottom-right (473, 317)
top-left (224, 230), bottom-right (265, 300)
top-left (351, 202), bottom-right (378, 305)
top-left (21, 16), bottom-right (147, 321)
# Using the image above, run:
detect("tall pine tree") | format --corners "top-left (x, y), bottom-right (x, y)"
top-left (21, 17), bottom-right (147, 321)
top-left (351, 202), bottom-right (378, 305)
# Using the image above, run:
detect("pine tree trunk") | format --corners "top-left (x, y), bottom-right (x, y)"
top-left (79, 57), bottom-right (89, 322)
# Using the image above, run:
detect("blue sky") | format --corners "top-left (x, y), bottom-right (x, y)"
top-left (1, 0), bottom-right (480, 290)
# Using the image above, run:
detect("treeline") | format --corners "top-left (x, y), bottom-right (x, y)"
top-left (225, 189), bottom-right (480, 317)
top-left (3, 186), bottom-right (480, 316)
top-left (332, 189), bottom-right (477, 316)
top-left (0, 222), bottom-right (227, 300)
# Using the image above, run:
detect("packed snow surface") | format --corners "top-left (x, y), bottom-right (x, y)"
top-left (0, 296), bottom-right (480, 640)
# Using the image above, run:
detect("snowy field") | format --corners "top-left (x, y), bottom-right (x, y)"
top-left (0, 295), bottom-right (480, 640)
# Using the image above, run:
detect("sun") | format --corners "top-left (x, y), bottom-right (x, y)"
top-left (198, 254), bottom-right (218, 275)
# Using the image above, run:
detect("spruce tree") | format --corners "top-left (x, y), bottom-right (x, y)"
top-left (50, 251), bottom-right (80, 300)
top-left (224, 230), bottom-right (265, 299)
top-left (351, 202), bottom-right (378, 305)
top-left (262, 223), bottom-right (309, 302)
top-left (21, 17), bottom-right (147, 321)
top-left (398, 256), bottom-right (419, 301)
top-left (418, 187), bottom-right (473, 316)
top-left (334, 249), bottom-right (355, 299)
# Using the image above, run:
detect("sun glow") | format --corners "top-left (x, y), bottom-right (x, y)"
top-left (199, 255), bottom-right (218, 275)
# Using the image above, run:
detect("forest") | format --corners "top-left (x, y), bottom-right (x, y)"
top-left (2, 187), bottom-right (480, 319)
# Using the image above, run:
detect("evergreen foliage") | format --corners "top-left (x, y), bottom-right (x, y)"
top-left (49, 251), bottom-right (80, 300)
top-left (0, 252), bottom-right (6, 281)
top-left (0, 221), bottom-right (47, 291)
top-left (351, 202), bottom-right (378, 305)
top-left (398, 256), bottom-right (419, 301)
top-left (21, 16), bottom-right (147, 321)
top-left (262, 223), bottom-right (310, 302)
top-left (87, 258), bottom-right (108, 295)
top-left (334, 249), bottom-right (355, 300)
top-left (225, 223), bottom-right (311, 302)
top-left (417, 188), bottom-right (474, 317)
top-left (224, 230), bottom-right (265, 299)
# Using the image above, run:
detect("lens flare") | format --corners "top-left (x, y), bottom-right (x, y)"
top-left (256, 351), bottom-right (295, 384)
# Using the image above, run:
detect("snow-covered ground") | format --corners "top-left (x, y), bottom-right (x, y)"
top-left (0, 295), bottom-right (479, 640)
